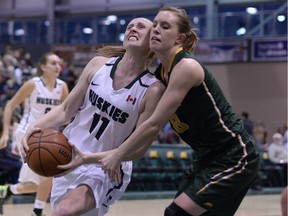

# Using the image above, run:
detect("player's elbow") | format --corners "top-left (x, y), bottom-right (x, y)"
top-left (146, 119), bottom-right (163, 137)
top-left (61, 102), bottom-right (75, 122)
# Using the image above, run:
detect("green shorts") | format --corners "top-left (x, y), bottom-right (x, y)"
top-left (176, 136), bottom-right (260, 216)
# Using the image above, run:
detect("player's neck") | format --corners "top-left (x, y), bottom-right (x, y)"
top-left (40, 75), bottom-right (56, 90)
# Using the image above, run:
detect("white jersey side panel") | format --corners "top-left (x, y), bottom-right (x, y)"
top-left (63, 57), bottom-right (158, 153)
top-left (18, 76), bottom-right (65, 131)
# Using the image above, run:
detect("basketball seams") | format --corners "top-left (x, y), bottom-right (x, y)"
top-left (41, 148), bottom-right (69, 165)
top-left (26, 128), bottom-right (72, 177)
top-left (30, 131), bottom-right (60, 138)
top-left (37, 130), bottom-right (43, 175)
top-left (28, 148), bottom-right (69, 176)
top-left (39, 150), bottom-right (48, 176)
top-left (26, 148), bottom-right (38, 165)
top-left (32, 141), bottom-right (72, 151)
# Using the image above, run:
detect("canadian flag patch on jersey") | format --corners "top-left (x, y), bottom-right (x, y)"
top-left (126, 95), bottom-right (137, 105)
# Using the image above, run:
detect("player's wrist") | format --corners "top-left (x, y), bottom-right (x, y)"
top-left (84, 153), bottom-right (99, 164)
top-left (114, 150), bottom-right (124, 164)
top-left (82, 153), bottom-right (90, 164)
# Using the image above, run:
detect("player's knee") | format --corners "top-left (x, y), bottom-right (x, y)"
top-left (53, 204), bottom-right (72, 216)
top-left (164, 202), bottom-right (193, 216)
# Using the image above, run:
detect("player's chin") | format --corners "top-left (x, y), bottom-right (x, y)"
top-left (149, 42), bottom-right (161, 53)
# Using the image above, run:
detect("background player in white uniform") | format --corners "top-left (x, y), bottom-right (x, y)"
top-left (0, 52), bottom-right (69, 216)
top-left (21, 18), bottom-right (165, 216)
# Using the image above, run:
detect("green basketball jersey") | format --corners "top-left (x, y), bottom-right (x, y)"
top-left (155, 49), bottom-right (249, 157)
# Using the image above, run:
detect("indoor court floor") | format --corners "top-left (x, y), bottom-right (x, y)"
top-left (2, 194), bottom-right (282, 216)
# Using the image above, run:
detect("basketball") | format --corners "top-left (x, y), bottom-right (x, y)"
top-left (25, 128), bottom-right (72, 177)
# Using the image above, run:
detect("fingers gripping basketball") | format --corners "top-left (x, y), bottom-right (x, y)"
top-left (26, 128), bottom-right (72, 177)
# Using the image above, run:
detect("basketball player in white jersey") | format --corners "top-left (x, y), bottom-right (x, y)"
top-left (0, 52), bottom-right (69, 216)
top-left (21, 17), bottom-right (165, 216)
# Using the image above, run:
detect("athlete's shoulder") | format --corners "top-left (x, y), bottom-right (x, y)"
top-left (17, 77), bottom-right (36, 94)
top-left (56, 77), bottom-right (65, 84)
top-left (148, 80), bottom-right (166, 94)
top-left (80, 56), bottom-right (116, 84)
top-left (89, 55), bottom-right (112, 66)
top-left (30, 76), bottom-right (41, 83)
top-left (25, 77), bottom-right (38, 86)
top-left (85, 56), bottom-right (114, 75)
top-left (173, 58), bottom-right (204, 87)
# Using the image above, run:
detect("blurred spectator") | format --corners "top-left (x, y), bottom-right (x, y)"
top-left (23, 52), bottom-right (34, 67)
top-left (0, 79), bottom-right (20, 107)
top-left (277, 123), bottom-right (287, 136)
top-left (267, 132), bottom-right (287, 186)
top-left (241, 111), bottom-right (254, 137)
top-left (253, 120), bottom-right (269, 150)
top-left (268, 133), bottom-right (287, 164)
top-left (59, 62), bottom-right (77, 91)
top-left (278, 124), bottom-right (288, 150)
top-left (14, 59), bottom-right (33, 85)
top-left (283, 129), bottom-right (288, 150)
top-left (2, 48), bottom-right (17, 68)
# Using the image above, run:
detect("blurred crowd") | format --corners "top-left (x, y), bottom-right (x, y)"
top-left (0, 45), bottom-right (286, 190)
top-left (241, 111), bottom-right (287, 190)
top-left (0, 45), bottom-right (181, 148)
top-left (0, 45), bottom-right (79, 184)
top-left (0, 45), bottom-right (77, 132)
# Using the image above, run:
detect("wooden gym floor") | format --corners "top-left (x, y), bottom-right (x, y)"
top-left (2, 193), bottom-right (283, 216)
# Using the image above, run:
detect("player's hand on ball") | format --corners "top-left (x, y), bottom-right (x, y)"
top-left (21, 126), bottom-right (42, 159)
top-left (57, 143), bottom-right (85, 172)
top-left (25, 129), bottom-right (72, 177)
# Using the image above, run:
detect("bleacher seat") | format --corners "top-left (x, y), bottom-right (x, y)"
top-left (145, 150), bottom-right (165, 190)
top-left (259, 150), bottom-right (287, 187)
top-left (129, 144), bottom-right (193, 191)
top-left (162, 150), bottom-right (179, 190)
top-left (127, 156), bottom-right (147, 191)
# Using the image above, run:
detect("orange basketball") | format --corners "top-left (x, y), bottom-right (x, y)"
top-left (25, 128), bottom-right (72, 177)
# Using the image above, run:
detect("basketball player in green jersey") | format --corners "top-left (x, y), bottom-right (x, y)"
top-left (57, 6), bottom-right (260, 216)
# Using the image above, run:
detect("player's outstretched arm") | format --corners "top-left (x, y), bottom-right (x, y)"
top-left (100, 81), bottom-right (165, 180)
top-left (56, 143), bottom-right (86, 173)
top-left (57, 145), bottom-right (116, 171)
top-left (101, 61), bottom-right (201, 179)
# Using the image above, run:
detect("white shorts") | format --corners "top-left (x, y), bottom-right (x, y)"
top-left (14, 127), bottom-right (45, 185)
top-left (51, 161), bottom-right (132, 216)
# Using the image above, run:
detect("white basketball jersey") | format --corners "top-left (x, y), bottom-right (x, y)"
top-left (63, 57), bottom-right (158, 153)
top-left (18, 76), bottom-right (65, 131)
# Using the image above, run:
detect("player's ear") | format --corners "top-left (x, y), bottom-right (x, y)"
top-left (175, 33), bottom-right (186, 45)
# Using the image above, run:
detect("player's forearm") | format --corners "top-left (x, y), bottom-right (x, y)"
top-left (84, 149), bottom-right (117, 164)
top-left (117, 122), bottom-right (160, 161)
top-left (2, 102), bottom-right (14, 135)
top-left (120, 137), bottom-right (155, 161)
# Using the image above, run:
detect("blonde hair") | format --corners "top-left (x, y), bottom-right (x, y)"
top-left (159, 6), bottom-right (199, 52)
top-left (96, 46), bottom-right (126, 57)
top-left (96, 45), bottom-right (156, 65)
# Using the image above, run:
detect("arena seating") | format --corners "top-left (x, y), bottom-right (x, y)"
top-left (259, 150), bottom-right (287, 188)
top-left (127, 144), bottom-right (287, 192)
top-left (127, 144), bottom-right (193, 192)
